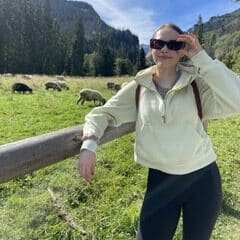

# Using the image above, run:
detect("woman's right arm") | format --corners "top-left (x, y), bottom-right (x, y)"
top-left (77, 81), bottom-right (137, 183)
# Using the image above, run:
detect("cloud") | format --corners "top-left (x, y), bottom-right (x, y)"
top-left (79, 0), bottom-right (156, 44)
top-left (75, 0), bottom-right (240, 44)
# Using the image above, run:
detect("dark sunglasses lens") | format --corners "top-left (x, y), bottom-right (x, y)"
top-left (150, 39), bottom-right (165, 49)
top-left (167, 41), bottom-right (185, 50)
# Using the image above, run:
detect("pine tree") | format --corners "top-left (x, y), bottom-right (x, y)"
top-left (114, 58), bottom-right (133, 76)
top-left (21, 0), bottom-right (36, 73)
top-left (86, 52), bottom-right (103, 76)
top-left (208, 33), bottom-right (217, 58)
top-left (41, 0), bottom-right (61, 74)
top-left (232, 54), bottom-right (240, 74)
top-left (71, 16), bottom-right (84, 76)
top-left (0, 0), bottom-right (6, 72)
top-left (97, 37), bottom-right (114, 76)
top-left (194, 15), bottom-right (204, 45)
top-left (136, 48), bottom-right (146, 71)
top-left (1, 0), bottom-right (18, 73)
top-left (100, 47), bottom-right (114, 76)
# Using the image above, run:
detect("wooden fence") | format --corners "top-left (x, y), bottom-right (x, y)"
top-left (0, 122), bottom-right (135, 184)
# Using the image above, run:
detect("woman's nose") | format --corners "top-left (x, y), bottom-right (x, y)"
top-left (161, 45), bottom-right (168, 52)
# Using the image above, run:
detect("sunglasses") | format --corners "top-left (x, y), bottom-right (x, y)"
top-left (150, 38), bottom-right (185, 51)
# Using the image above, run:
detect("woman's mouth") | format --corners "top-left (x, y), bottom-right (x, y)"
top-left (158, 55), bottom-right (172, 60)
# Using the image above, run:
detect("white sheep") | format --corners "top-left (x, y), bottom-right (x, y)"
top-left (23, 74), bottom-right (32, 80)
top-left (76, 88), bottom-right (106, 106)
top-left (4, 73), bottom-right (13, 77)
top-left (56, 75), bottom-right (65, 81)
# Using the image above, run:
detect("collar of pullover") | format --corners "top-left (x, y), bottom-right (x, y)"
top-left (134, 61), bottom-right (199, 92)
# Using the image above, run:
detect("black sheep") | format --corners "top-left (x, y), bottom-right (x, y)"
top-left (12, 83), bottom-right (33, 94)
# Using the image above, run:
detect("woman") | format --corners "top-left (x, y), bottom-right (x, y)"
top-left (77, 23), bottom-right (240, 239)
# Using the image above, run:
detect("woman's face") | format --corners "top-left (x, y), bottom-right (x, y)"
top-left (151, 27), bottom-right (184, 68)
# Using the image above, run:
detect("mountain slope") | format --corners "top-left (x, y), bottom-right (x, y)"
top-left (49, 0), bottom-right (116, 37)
top-left (190, 8), bottom-right (240, 34)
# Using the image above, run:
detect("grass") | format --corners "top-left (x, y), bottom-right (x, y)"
top-left (0, 74), bottom-right (239, 240)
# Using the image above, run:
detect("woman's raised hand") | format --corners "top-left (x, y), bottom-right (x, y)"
top-left (177, 32), bottom-right (203, 58)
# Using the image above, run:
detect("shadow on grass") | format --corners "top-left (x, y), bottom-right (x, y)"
top-left (222, 199), bottom-right (240, 220)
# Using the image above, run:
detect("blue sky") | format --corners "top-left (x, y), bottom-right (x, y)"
top-left (76, 0), bottom-right (240, 44)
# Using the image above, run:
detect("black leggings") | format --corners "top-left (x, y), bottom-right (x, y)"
top-left (136, 162), bottom-right (222, 240)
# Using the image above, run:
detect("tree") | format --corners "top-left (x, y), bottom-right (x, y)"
top-left (71, 16), bottom-right (84, 75)
top-left (194, 15), bottom-right (204, 45)
top-left (0, 0), bottom-right (143, 75)
top-left (83, 54), bottom-right (91, 76)
top-left (0, 0), bottom-right (19, 73)
top-left (100, 47), bottom-right (114, 76)
top-left (97, 38), bottom-right (114, 76)
top-left (0, 0), bottom-right (6, 72)
top-left (232, 55), bottom-right (240, 74)
top-left (223, 52), bottom-right (235, 69)
top-left (21, 0), bottom-right (38, 73)
top-left (136, 48), bottom-right (146, 72)
top-left (114, 58), bottom-right (133, 76)
top-left (205, 33), bottom-right (217, 58)
top-left (40, 0), bottom-right (64, 74)
top-left (83, 52), bottom-right (103, 76)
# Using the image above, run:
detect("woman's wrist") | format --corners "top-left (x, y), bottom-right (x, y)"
top-left (81, 134), bottom-right (99, 142)
top-left (80, 138), bottom-right (98, 153)
top-left (187, 46), bottom-right (203, 59)
top-left (190, 49), bottom-right (212, 67)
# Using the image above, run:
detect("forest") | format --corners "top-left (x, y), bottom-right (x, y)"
top-left (0, 0), bottom-right (145, 76)
top-left (0, 0), bottom-right (239, 75)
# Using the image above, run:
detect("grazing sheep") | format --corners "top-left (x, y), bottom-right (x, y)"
top-left (22, 74), bottom-right (32, 80)
top-left (76, 88), bottom-right (106, 106)
top-left (56, 75), bottom-right (65, 81)
top-left (107, 82), bottom-right (115, 89)
top-left (55, 81), bottom-right (69, 90)
top-left (45, 81), bottom-right (62, 91)
top-left (12, 83), bottom-right (32, 93)
top-left (114, 84), bottom-right (121, 91)
top-left (4, 73), bottom-right (13, 77)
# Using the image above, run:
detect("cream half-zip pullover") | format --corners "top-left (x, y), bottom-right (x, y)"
top-left (81, 50), bottom-right (240, 174)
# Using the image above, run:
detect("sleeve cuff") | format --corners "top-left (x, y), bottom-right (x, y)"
top-left (80, 139), bottom-right (98, 153)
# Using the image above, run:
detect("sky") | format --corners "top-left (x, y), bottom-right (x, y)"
top-left (76, 0), bottom-right (240, 44)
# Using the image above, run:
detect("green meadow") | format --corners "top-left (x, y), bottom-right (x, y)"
top-left (0, 75), bottom-right (239, 240)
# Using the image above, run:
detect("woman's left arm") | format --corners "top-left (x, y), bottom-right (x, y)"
top-left (191, 50), bottom-right (240, 117)
top-left (177, 33), bottom-right (240, 118)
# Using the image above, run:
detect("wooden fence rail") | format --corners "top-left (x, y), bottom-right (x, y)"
top-left (0, 122), bottom-right (135, 184)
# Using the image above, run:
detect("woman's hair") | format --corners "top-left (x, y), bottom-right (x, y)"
top-left (145, 23), bottom-right (185, 63)
top-left (152, 23), bottom-right (184, 38)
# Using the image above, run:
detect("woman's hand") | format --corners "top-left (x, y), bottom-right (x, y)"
top-left (177, 33), bottom-right (203, 59)
top-left (77, 149), bottom-right (96, 183)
